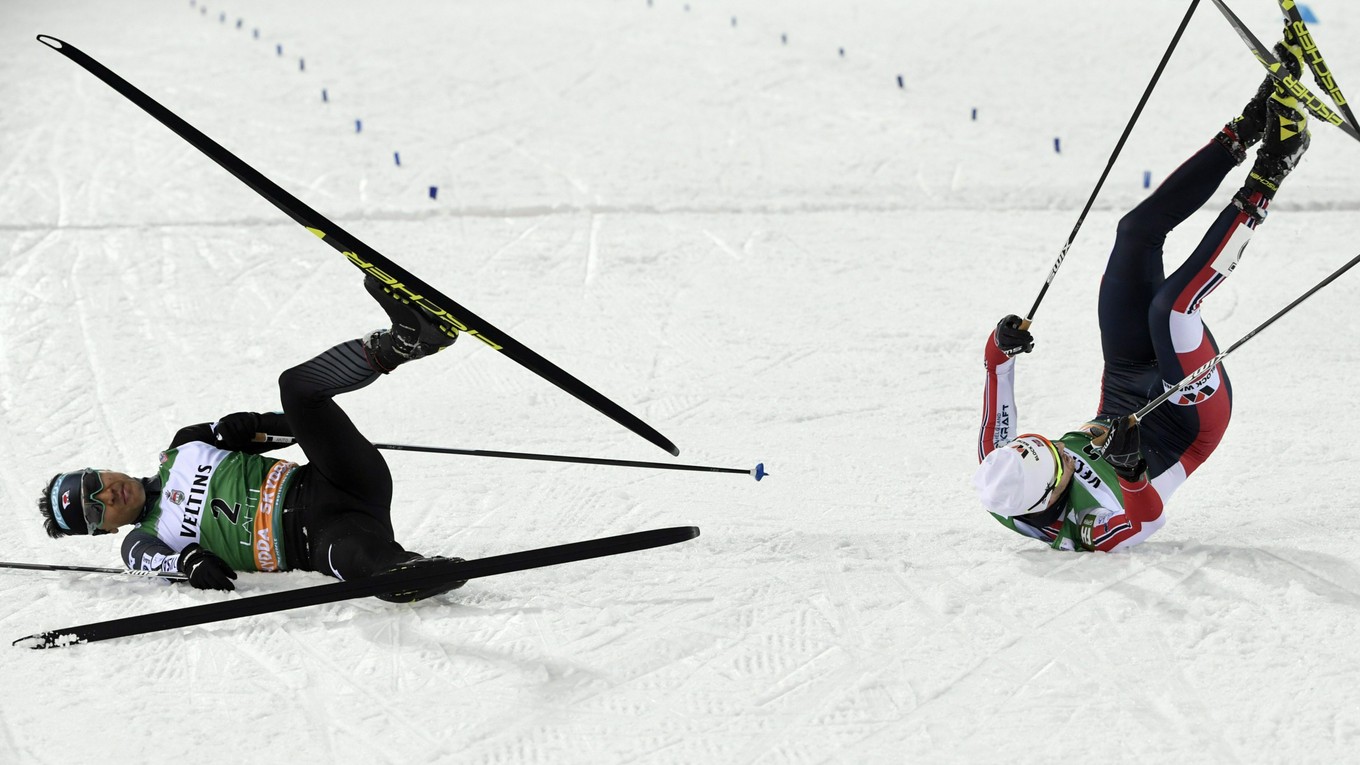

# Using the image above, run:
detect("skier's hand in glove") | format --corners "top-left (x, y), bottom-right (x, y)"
top-left (1101, 415), bottom-right (1146, 482)
top-left (177, 543), bottom-right (237, 591)
top-left (211, 411), bottom-right (261, 450)
top-left (994, 315), bottom-right (1034, 357)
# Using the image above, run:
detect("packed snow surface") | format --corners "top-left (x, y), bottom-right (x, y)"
top-left (3, 0), bottom-right (1359, 762)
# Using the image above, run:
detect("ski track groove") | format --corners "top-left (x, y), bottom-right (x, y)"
top-left (20, 195), bottom-right (1360, 235)
top-left (274, 609), bottom-right (448, 755)
top-left (69, 246), bottom-right (132, 470)
top-left (583, 212), bottom-right (602, 286)
top-left (471, 221), bottom-right (544, 280)
top-left (1143, 616), bottom-right (1243, 762)
top-left (1258, 547), bottom-right (1360, 604)
top-left (733, 643), bottom-right (863, 765)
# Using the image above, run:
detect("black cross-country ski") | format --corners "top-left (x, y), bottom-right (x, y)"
top-left (14, 526), bottom-right (699, 649)
top-left (34, 35), bottom-right (679, 457)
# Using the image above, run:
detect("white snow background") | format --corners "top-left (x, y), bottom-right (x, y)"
top-left (2, 0), bottom-right (1360, 762)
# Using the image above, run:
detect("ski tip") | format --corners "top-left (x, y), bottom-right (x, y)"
top-left (753, 463), bottom-right (767, 481)
top-left (13, 631), bottom-right (64, 650)
top-left (36, 35), bottom-right (64, 51)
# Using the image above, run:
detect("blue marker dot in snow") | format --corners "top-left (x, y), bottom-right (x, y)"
top-left (429, 186), bottom-right (439, 200)
top-left (1054, 137), bottom-right (1061, 153)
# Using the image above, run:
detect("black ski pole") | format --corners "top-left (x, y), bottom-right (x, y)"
top-left (0, 560), bottom-right (186, 581)
top-left (1025, 0), bottom-right (1200, 327)
top-left (253, 434), bottom-right (768, 481)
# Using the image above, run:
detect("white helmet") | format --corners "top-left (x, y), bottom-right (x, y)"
top-left (972, 434), bottom-right (1062, 518)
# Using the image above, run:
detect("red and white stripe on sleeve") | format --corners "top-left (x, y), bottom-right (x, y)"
top-left (978, 332), bottom-right (1018, 462)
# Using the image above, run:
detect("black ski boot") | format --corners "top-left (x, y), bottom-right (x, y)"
top-left (374, 552), bottom-right (468, 603)
top-left (1215, 27), bottom-right (1306, 164)
top-left (361, 276), bottom-right (457, 373)
top-left (1243, 49), bottom-right (1311, 200)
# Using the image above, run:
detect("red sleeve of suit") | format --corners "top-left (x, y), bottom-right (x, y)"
top-left (978, 330), bottom-right (1017, 462)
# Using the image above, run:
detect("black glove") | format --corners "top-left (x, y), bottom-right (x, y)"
top-left (178, 543), bottom-right (238, 591)
top-left (1101, 416), bottom-right (1146, 481)
top-left (994, 315), bottom-right (1034, 357)
top-left (211, 412), bottom-right (261, 450)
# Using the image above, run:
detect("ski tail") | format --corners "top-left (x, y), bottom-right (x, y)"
top-left (14, 526), bottom-right (700, 649)
top-left (34, 35), bottom-right (678, 457)
top-left (1279, 0), bottom-right (1358, 129)
top-left (1206, 0), bottom-right (1360, 142)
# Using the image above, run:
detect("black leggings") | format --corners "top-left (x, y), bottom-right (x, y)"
top-left (1095, 141), bottom-right (1250, 479)
top-left (278, 340), bottom-right (410, 580)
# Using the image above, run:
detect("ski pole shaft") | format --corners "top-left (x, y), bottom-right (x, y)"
top-left (0, 560), bottom-right (186, 581)
top-left (1025, 0), bottom-right (1200, 327)
top-left (1135, 251), bottom-right (1360, 422)
top-left (254, 434), bottom-right (767, 481)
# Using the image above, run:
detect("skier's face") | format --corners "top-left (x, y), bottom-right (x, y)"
top-left (89, 471), bottom-right (145, 531)
top-left (1026, 438), bottom-right (1077, 514)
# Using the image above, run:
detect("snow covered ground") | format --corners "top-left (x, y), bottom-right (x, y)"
top-left (3, 0), bottom-right (1360, 761)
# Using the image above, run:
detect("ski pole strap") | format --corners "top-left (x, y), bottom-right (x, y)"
top-left (253, 434), bottom-right (768, 481)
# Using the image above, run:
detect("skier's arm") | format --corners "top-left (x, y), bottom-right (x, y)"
top-left (168, 412), bottom-right (293, 452)
top-left (1081, 479), bottom-right (1166, 552)
top-left (978, 316), bottom-right (1032, 460)
top-left (1082, 417), bottom-right (1163, 551)
top-left (121, 529), bottom-right (184, 575)
top-left (121, 531), bottom-right (237, 589)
